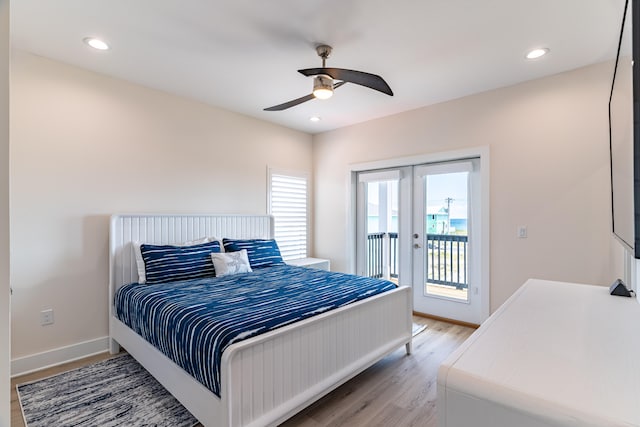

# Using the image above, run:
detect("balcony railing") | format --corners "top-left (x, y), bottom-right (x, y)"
top-left (389, 232), bottom-right (398, 279)
top-left (426, 234), bottom-right (468, 289)
top-left (367, 232), bottom-right (385, 279)
top-left (366, 232), bottom-right (468, 289)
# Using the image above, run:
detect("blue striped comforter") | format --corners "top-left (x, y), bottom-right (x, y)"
top-left (114, 265), bottom-right (396, 397)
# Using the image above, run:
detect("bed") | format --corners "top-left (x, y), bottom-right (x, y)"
top-left (109, 214), bottom-right (413, 427)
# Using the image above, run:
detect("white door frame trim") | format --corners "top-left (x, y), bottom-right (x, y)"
top-left (347, 146), bottom-right (491, 322)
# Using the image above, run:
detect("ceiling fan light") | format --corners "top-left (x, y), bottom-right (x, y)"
top-left (313, 76), bottom-right (334, 100)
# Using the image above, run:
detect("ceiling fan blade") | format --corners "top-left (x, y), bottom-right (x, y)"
top-left (298, 68), bottom-right (393, 96)
top-left (264, 93), bottom-right (315, 111)
top-left (264, 81), bottom-right (347, 111)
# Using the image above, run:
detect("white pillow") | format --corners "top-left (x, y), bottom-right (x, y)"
top-left (133, 237), bottom-right (213, 284)
top-left (211, 250), bottom-right (253, 277)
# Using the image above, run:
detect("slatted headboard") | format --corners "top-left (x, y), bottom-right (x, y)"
top-left (109, 213), bottom-right (274, 306)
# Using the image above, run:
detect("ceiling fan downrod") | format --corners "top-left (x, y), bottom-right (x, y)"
top-left (316, 44), bottom-right (332, 68)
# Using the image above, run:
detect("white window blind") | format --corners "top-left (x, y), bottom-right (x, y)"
top-left (269, 170), bottom-right (308, 261)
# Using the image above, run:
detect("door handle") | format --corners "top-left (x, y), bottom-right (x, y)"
top-left (414, 243), bottom-right (421, 249)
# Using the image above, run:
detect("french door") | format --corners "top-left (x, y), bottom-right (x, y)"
top-left (356, 158), bottom-right (486, 325)
top-left (412, 159), bottom-right (482, 323)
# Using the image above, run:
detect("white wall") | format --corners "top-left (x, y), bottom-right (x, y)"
top-left (0, 0), bottom-right (9, 423)
top-left (8, 48), bottom-right (626, 372)
top-left (313, 61), bottom-right (624, 312)
top-left (10, 51), bottom-right (313, 364)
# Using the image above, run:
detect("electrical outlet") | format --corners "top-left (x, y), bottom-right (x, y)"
top-left (40, 309), bottom-right (54, 326)
top-left (517, 226), bottom-right (528, 239)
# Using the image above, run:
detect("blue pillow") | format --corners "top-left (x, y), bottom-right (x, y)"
top-left (140, 240), bottom-right (221, 284)
top-left (222, 238), bottom-right (284, 269)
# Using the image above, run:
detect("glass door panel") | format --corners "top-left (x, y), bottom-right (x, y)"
top-left (357, 171), bottom-right (399, 281)
top-left (423, 172), bottom-right (469, 302)
top-left (356, 167), bottom-right (412, 285)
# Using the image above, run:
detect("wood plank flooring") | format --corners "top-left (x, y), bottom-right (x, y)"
top-left (280, 318), bottom-right (474, 427)
top-left (11, 317), bottom-right (474, 427)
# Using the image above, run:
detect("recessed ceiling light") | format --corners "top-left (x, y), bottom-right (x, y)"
top-left (83, 37), bottom-right (110, 51)
top-left (309, 116), bottom-right (321, 122)
top-left (525, 48), bottom-right (549, 60)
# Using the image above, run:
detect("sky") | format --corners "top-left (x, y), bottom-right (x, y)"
top-left (367, 171), bottom-right (468, 219)
top-left (425, 172), bottom-right (468, 218)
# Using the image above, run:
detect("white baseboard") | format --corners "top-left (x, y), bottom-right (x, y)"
top-left (11, 336), bottom-right (109, 378)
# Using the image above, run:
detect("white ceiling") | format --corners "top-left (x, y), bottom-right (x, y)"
top-left (11, 0), bottom-right (624, 134)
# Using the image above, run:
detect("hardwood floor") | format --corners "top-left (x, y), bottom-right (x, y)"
top-left (280, 318), bottom-right (474, 427)
top-left (10, 317), bottom-right (474, 427)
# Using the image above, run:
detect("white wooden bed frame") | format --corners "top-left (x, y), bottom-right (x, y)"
top-left (109, 214), bottom-right (413, 427)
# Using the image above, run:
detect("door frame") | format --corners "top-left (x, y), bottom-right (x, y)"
top-left (347, 146), bottom-right (491, 323)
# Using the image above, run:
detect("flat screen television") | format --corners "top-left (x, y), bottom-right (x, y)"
top-left (610, 0), bottom-right (640, 258)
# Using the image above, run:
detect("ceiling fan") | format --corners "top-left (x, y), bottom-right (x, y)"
top-left (264, 44), bottom-right (394, 111)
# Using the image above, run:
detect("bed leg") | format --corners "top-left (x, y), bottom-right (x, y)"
top-left (405, 341), bottom-right (412, 355)
top-left (109, 338), bottom-right (121, 355)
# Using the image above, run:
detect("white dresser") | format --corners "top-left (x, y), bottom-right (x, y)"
top-left (438, 279), bottom-right (640, 427)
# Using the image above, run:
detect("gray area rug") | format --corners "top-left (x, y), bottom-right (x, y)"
top-left (17, 354), bottom-right (198, 427)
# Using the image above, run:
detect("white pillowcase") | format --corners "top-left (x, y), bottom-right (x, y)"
top-left (133, 237), bottom-right (214, 284)
top-left (211, 250), bottom-right (253, 277)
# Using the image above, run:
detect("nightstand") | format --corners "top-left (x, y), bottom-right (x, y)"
top-left (287, 257), bottom-right (330, 271)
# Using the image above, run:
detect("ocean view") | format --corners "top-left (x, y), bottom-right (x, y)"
top-left (367, 216), bottom-right (468, 234)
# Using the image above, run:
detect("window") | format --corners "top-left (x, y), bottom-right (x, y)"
top-left (268, 169), bottom-right (309, 261)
